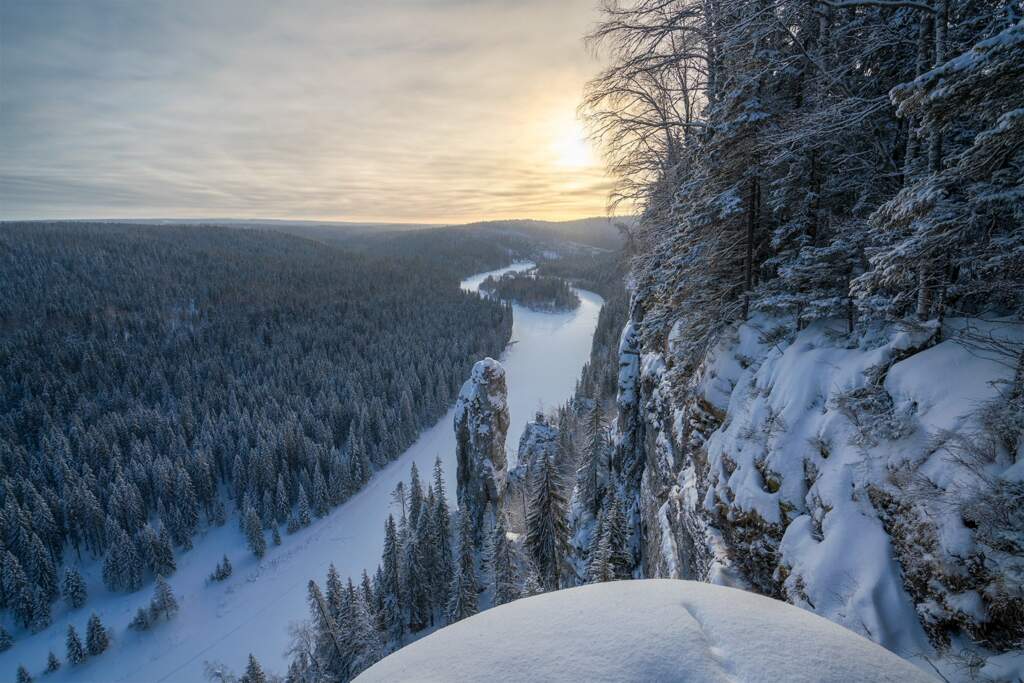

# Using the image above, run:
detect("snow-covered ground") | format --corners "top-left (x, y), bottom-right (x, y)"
top-left (1, 263), bottom-right (603, 682)
top-left (358, 580), bottom-right (937, 682)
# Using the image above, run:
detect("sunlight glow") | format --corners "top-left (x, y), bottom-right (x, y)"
top-left (550, 117), bottom-right (596, 169)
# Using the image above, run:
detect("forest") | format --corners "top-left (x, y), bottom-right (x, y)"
top-left (479, 271), bottom-right (581, 312)
top-left (580, 1), bottom-right (1022, 352)
top-left (0, 222), bottom-right (512, 637)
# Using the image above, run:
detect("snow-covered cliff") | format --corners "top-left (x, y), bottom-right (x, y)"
top-left (613, 315), bottom-right (1023, 679)
top-left (454, 358), bottom-right (510, 534)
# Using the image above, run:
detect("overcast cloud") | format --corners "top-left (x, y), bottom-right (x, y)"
top-left (0, 0), bottom-right (611, 222)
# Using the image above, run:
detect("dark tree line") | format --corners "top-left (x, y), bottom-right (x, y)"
top-left (0, 222), bottom-right (512, 631)
top-left (582, 1), bottom-right (1024, 360)
top-left (480, 271), bottom-right (581, 312)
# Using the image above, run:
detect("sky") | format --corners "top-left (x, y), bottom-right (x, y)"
top-left (0, 0), bottom-right (614, 223)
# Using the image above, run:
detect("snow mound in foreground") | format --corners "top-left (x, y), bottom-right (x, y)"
top-left (358, 580), bottom-right (936, 682)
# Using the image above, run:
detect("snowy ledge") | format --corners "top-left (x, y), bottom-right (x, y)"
top-left (357, 580), bottom-right (937, 682)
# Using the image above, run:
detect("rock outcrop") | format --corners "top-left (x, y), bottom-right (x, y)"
top-left (454, 357), bottom-right (510, 534)
top-left (611, 311), bottom-right (1024, 677)
top-left (506, 412), bottom-right (560, 533)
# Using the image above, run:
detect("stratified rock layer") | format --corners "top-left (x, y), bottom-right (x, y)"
top-left (454, 357), bottom-right (510, 533)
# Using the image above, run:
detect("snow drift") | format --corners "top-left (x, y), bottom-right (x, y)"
top-left (357, 580), bottom-right (936, 682)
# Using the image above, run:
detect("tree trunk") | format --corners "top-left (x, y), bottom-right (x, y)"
top-left (743, 177), bottom-right (758, 319)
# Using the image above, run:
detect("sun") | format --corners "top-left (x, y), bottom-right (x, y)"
top-left (550, 118), bottom-right (595, 169)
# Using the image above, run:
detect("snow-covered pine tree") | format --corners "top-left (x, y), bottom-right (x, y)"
top-left (46, 651), bottom-right (61, 673)
top-left (29, 586), bottom-right (52, 632)
top-left (522, 560), bottom-right (543, 598)
top-left (408, 462), bottom-right (424, 531)
top-left (153, 525), bottom-right (177, 576)
top-left (297, 484), bottom-right (312, 527)
top-left (857, 18), bottom-right (1024, 322)
top-left (85, 613), bottom-right (109, 655)
top-left (380, 514), bottom-right (404, 640)
top-left (129, 606), bottom-right (151, 631)
top-left (587, 532), bottom-right (614, 583)
top-left (431, 457), bottom-right (454, 619)
top-left (65, 624), bottom-right (85, 665)
top-left (603, 493), bottom-right (632, 580)
top-left (16, 664), bottom-right (31, 683)
top-left (305, 579), bottom-right (345, 680)
top-left (404, 503), bottom-right (431, 632)
top-left (325, 563), bottom-right (345, 619)
top-left (0, 625), bottom-right (11, 652)
top-left (239, 654), bottom-right (267, 683)
top-left (490, 511), bottom-right (520, 606)
top-left (102, 525), bottom-right (143, 592)
top-left (244, 507), bottom-right (266, 559)
top-left (210, 555), bottom-right (232, 582)
top-left (526, 451), bottom-right (570, 592)
top-left (150, 575), bottom-right (179, 620)
top-left (576, 403), bottom-right (609, 517)
top-left (447, 511), bottom-right (479, 623)
top-left (274, 475), bottom-right (290, 525)
top-left (27, 533), bottom-right (58, 602)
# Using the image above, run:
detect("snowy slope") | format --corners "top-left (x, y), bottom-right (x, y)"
top-left (0, 265), bottom-right (603, 682)
top-left (617, 313), bottom-right (1024, 678)
top-left (358, 580), bottom-right (937, 682)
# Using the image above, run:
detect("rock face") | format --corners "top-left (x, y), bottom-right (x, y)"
top-left (454, 358), bottom-right (510, 533)
top-left (506, 413), bottom-right (559, 533)
top-left (515, 413), bottom-right (559, 480)
top-left (612, 310), bottom-right (1024, 676)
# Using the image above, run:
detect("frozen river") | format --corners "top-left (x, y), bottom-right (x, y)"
top-left (8, 263), bottom-right (603, 682)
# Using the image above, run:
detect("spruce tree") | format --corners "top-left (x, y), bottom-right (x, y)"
top-left (490, 512), bottom-right (521, 606)
top-left (380, 515), bottom-right (403, 640)
top-left (431, 457), bottom-right (454, 614)
top-left (244, 507), bottom-right (266, 559)
top-left (150, 575), bottom-right (179, 620)
top-left (86, 613), bottom-right (109, 655)
top-left (604, 495), bottom-right (632, 580)
top-left (46, 651), bottom-right (61, 673)
top-left (447, 511), bottom-right (479, 623)
top-left (325, 564), bottom-right (344, 619)
top-left (526, 453), bottom-right (570, 592)
top-left (404, 506), bottom-right (430, 631)
top-left (152, 526), bottom-right (177, 577)
top-left (577, 404), bottom-right (608, 516)
top-left (587, 532), bottom-right (614, 583)
top-left (63, 567), bottom-right (87, 609)
top-left (297, 485), bottom-right (312, 527)
top-left (16, 665), bottom-right (32, 683)
top-left (408, 463), bottom-right (424, 530)
top-left (29, 587), bottom-right (52, 633)
top-left (65, 624), bottom-right (85, 665)
top-left (0, 625), bottom-right (11, 652)
top-left (240, 654), bottom-right (268, 683)
top-left (129, 606), bottom-right (151, 631)
top-left (523, 561), bottom-right (543, 597)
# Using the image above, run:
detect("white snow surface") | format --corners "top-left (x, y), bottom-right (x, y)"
top-left (358, 580), bottom-right (938, 683)
top-left (1, 263), bottom-right (603, 682)
top-left (684, 316), bottom-right (1024, 673)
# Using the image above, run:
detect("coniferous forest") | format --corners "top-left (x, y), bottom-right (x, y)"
top-left (0, 222), bottom-right (511, 633)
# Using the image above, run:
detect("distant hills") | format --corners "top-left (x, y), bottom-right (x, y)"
top-left (62, 216), bottom-right (631, 251)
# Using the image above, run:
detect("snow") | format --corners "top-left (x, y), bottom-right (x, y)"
top-left (1, 263), bottom-right (603, 682)
top-left (684, 315), bottom-right (1024, 672)
top-left (357, 580), bottom-right (937, 682)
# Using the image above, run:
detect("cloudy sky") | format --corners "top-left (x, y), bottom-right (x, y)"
top-left (0, 0), bottom-right (612, 222)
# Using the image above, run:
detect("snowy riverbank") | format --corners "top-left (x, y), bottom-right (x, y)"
top-left (0, 264), bottom-right (602, 682)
